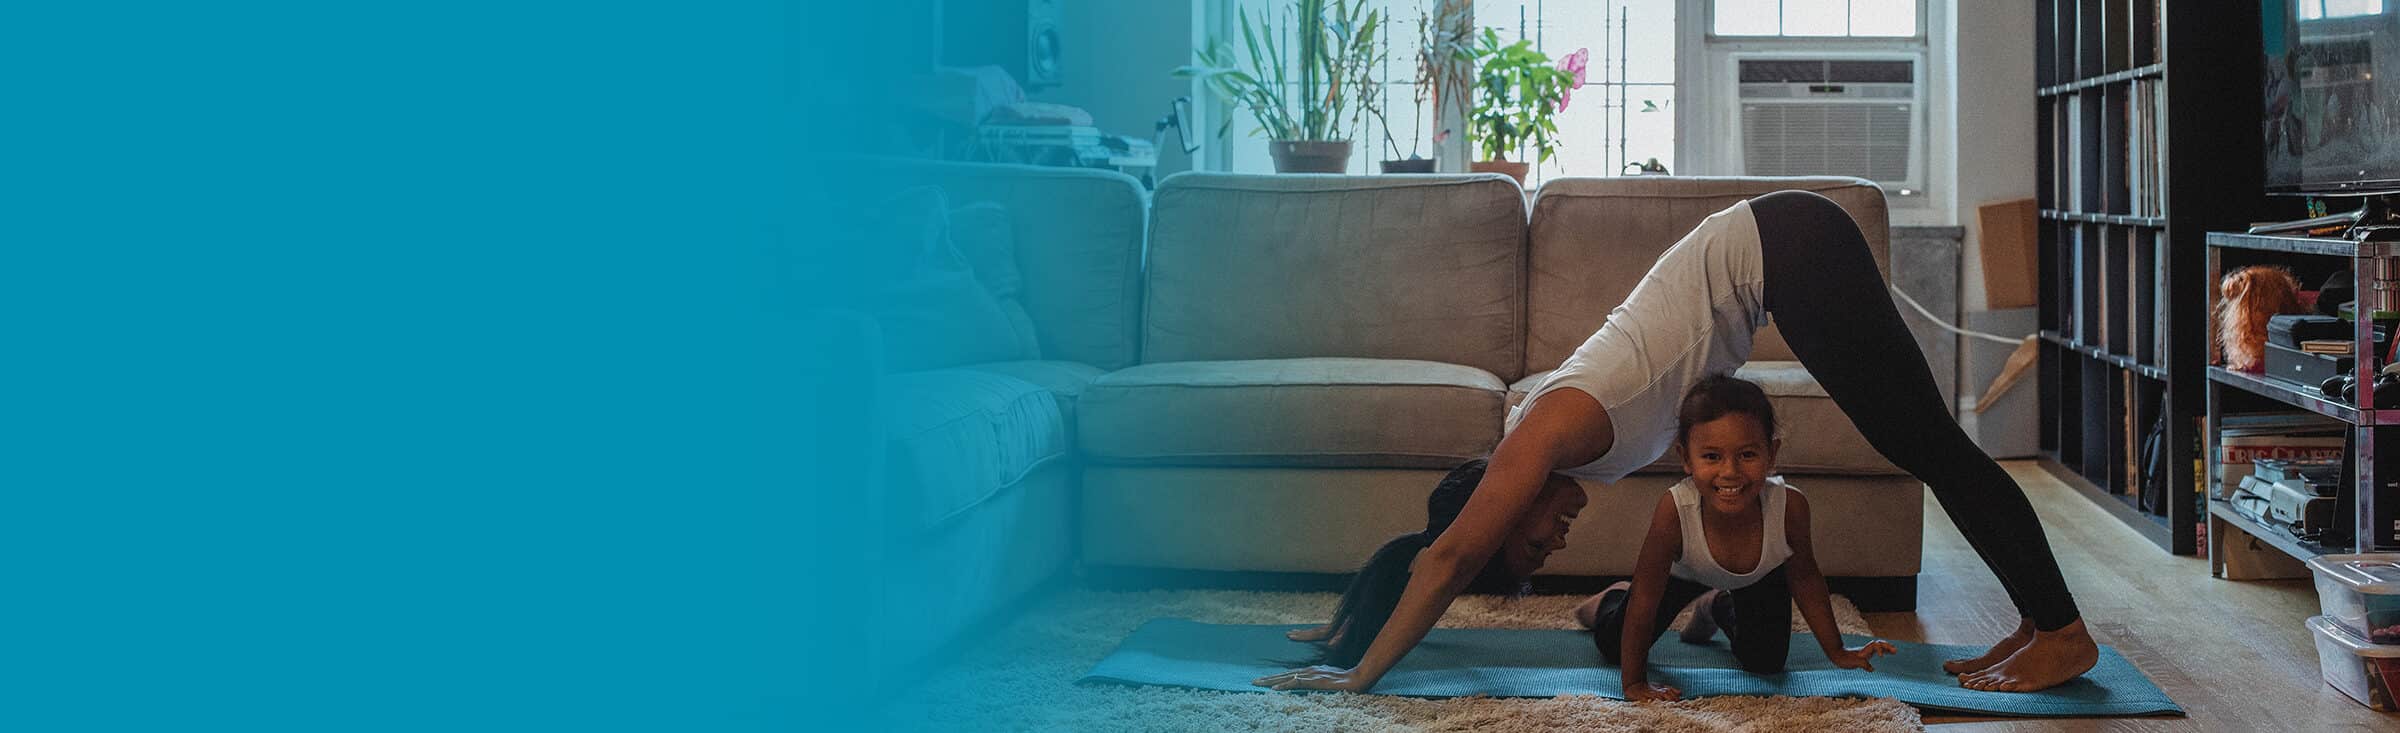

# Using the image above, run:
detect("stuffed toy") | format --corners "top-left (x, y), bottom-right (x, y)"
top-left (2214, 265), bottom-right (2308, 372)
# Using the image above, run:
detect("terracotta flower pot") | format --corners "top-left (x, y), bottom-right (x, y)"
top-left (1268, 140), bottom-right (1354, 173)
top-left (1470, 159), bottom-right (1529, 185)
top-left (1379, 157), bottom-right (1436, 173)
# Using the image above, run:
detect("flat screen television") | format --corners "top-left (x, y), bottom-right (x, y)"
top-left (2265, 1), bottom-right (2400, 195)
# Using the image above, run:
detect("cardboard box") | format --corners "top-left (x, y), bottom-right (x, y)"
top-left (2217, 434), bottom-right (2347, 499)
top-left (1977, 198), bottom-right (2039, 310)
top-left (1959, 308), bottom-right (2037, 458)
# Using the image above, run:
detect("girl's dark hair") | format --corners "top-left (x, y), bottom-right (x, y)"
top-left (1313, 459), bottom-right (1527, 667)
top-left (1675, 373), bottom-right (1777, 447)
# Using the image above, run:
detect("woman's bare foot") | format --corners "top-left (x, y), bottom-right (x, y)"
top-left (1574, 581), bottom-right (1631, 630)
top-left (1678, 590), bottom-right (1726, 643)
top-left (1959, 619), bottom-right (2099, 692)
top-left (1286, 623), bottom-right (1336, 643)
top-left (1942, 618), bottom-right (2034, 675)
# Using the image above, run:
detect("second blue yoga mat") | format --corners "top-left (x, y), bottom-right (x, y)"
top-left (1082, 619), bottom-right (2180, 718)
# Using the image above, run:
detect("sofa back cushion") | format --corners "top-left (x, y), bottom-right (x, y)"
top-left (864, 188), bottom-right (1043, 372)
top-left (1523, 177), bottom-right (1890, 374)
top-left (1145, 173), bottom-right (1528, 380)
top-left (897, 161), bottom-right (1149, 371)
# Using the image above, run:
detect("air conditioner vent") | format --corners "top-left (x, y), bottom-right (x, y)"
top-left (1731, 55), bottom-right (1922, 191)
top-left (1741, 104), bottom-right (1913, 181)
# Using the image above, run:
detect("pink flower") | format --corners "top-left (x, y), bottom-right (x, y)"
top-left (1556, 48), bottom-right (1589, 112)
top-left (1434, 129), bottom-right (1451, 144)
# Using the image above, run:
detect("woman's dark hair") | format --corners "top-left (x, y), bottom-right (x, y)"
top-left (1312, 458), bottom-right (1527, 667)
top-left (1675, 373), bottom-right (1777, 447)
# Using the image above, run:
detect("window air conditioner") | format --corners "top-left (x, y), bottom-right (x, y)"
top-left (1733, 56), bottom-right (1924, 197)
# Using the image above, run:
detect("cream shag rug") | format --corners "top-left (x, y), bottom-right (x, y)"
top-left (878, 589), bottom-right (1923, 732)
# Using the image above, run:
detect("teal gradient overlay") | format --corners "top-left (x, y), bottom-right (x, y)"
top-left (5, 1), bottom-right (904, 730)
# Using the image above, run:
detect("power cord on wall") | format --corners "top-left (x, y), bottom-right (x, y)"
top-left (1887, 284), bottom-right (2029, 346)
top-left (1886, 284), bottom-right (2039, 413)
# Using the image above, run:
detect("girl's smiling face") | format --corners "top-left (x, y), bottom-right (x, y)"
top-left (1676, 412), bottom-right (1779, 516)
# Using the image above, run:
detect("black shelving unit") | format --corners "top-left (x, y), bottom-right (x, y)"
top-left (2033, 1), bottom-right (2265, 555)
top-left (2204, 233), bottom-right (2400, 577)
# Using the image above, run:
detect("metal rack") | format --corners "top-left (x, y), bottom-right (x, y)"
top-left (2204, 232), bottom-right (2400, 576)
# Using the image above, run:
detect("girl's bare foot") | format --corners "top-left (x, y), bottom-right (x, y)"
top-left (1943, 618), bottom-right (2033, 675)
top-left (1678, 589), bottom-right (1726, 643)
top-left (1574, 581), bottom-right (1631, 630)
top-left (1959, 619), bottom-right (2099, 692)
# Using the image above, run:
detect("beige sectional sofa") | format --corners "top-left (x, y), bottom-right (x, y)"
top-left (875, 162), bottom-right (1926, 674)
top-left (1079, 173), bottom-right (1921, 609)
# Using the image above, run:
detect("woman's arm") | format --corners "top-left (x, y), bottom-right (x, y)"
top-left (1256, 389), bottom-right (1613, 692)
top-left (1784, 492), bottom-right (1896, 670)
top-left (1620, 493), bottom-right (1685, 702)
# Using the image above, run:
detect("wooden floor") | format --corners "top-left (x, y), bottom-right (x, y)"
top-left (1876, 460), bottom-right (2394, 730)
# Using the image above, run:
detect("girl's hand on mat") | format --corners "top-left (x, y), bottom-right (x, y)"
top-left (1252, 665), bottom-right (1369, 692)
top-left (1623, 680), bottom-right (1681, 702)
top-left (1828, 640), bottom-right (1899, 671)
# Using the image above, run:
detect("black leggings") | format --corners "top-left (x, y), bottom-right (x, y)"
top-left (1750, 190), bottom-right (2080, 631)
top-left (1592, 568), bottom-right (1792, 674)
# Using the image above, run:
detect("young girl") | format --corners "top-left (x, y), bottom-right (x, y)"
top-left (1575, 374), bottom-right (1896, 702)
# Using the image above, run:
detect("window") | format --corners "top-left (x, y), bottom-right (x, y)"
top-left (1711, 0), bottom-right (1916, 38)
top-left (1478, 1), bottom-right (1677, 186)
top-left (1219, 0), bottom-right (1440, 176)
top-left (1216, 0), bottom-right (1676, 185)
top-left (2300, 0), bottom-right (2386, 20)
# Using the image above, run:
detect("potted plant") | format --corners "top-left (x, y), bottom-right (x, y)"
top-left (1177, 0), bottom-right (1383, 173)
top-left (1414, 0), bottom-right (1476, 172)
top-left (1370, 68), bottom-right (1432, 172)
top-left (1466, 29), bottom-right (1584, 185)
top-left (1372, 2), bottom-right (1470, 173)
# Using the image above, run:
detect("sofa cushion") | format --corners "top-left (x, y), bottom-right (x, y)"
top-left (1081, 357), bottom-right (1506, 468)
top-left (880, 368), bottom-right (1069, 534)
top-left (1144, 173), bottom-right (1529, 381)
top-left (1507, 361), bottom-right (1902, 475)
top-left (956, 360), bottom-right (1106, 426)
top-left (897, 161), bottom-right (1149, 371)
top-left (947, 200), bottom-right (1044, 359)
top-left (865, 188), bottom-right (1043, 372)
top-left (1524, 177), bottom-right (1890, 373)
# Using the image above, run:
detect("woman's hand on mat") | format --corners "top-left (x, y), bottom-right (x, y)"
top-left (1253, 665), bottom-right (1370, 692)
top-left (1622, 680), bottom-right (1681, 702)
top-left (1827, 640), bottom-right (1899, 671)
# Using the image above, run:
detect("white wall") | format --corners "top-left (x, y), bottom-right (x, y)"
top-left (1948, 0), bottom-right (2037, 312)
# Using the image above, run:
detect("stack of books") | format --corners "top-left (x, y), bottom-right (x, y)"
top-left (2303, 339), bottom-right (2356, 356)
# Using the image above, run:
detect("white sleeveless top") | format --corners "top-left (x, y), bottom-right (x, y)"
top-left (1503, 200), bottom-right (1769, 483)
top-left (1667, 476), bottom-right (1795, 590)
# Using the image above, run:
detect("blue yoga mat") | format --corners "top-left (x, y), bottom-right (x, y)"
top-left (1082, 619), bottom-right (2180, 718)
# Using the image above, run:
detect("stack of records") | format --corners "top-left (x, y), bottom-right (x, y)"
top-left (973, 125), bottom-right (1114, 167)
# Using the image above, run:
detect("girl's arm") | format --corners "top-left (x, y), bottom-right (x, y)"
top-left (1255, 389), bottom-right (1612, 693)
top-left (1620, 492), bottom-right (1686, 702)
top-left (1784, 491), bottom-right (1897, 670)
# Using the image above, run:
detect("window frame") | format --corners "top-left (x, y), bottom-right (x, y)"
top-left (1705, 0), bottom-right (1924, 40)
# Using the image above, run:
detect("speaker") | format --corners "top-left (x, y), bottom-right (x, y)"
top-left (942, 0), bottom-right (1063, 90)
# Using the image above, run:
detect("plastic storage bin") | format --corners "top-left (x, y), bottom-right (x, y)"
top-left (2306, 553), bottom-right (2400, 644)
top-left (2309, 615), bottom-right (2400, 711)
